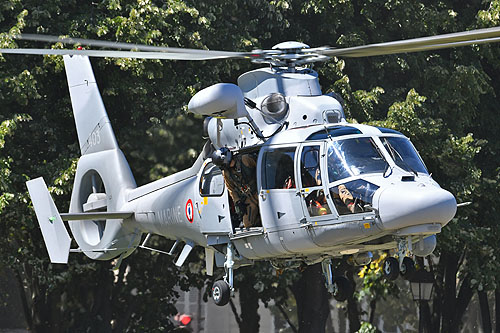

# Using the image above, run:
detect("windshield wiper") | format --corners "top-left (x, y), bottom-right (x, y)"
top-left (369, 139), bottom-right (390, 176)
top-left (383, 163), bottom-right (393, 178)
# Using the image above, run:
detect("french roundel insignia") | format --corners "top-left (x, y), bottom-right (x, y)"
top-left (185, 199), bottom-right (194, 223)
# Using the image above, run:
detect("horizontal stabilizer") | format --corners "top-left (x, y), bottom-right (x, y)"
top-left (205, 248), bottom-right (214, 276)
top-left (175, 240), bottom-right (194, 267)
top-left (60, 212), bottom-right (134, 221)
top-left (26, 177), bottom-right (71, 264)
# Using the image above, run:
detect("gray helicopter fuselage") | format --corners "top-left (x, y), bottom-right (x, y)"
top-left (115, 66), bottom-right (456, 266)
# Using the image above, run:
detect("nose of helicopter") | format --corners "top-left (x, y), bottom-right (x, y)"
top-left (377, 183), bottom-right (457, 231)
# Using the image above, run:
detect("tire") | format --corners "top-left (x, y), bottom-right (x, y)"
top-left (332, 276), bottom-right (353, 302)
top-left (383, 257), bottom-right (399, 281)
top-left (212, 280), bottom-right (230, 306)
top-left (400, 257), bottom-right (416, 279)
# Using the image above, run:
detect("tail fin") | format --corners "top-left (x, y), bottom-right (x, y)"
top-left (63, 55), bottom-right (118, 155)
top-left (62, 55), bottom-right (139, 260)
top-left (26, 177), bottom-right (71, 264)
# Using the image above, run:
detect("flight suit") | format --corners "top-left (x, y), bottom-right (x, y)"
top-left (223, 153), bottom-right (260, 228)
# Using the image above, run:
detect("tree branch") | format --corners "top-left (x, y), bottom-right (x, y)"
top-left (478, 290), bottom-right (492, 333)
top-left (13, 267), bottom-right (32, 330)
top-left (456, 247), bottom-right (467, 272)
top-left (277, 302), bottom-right (298, 333)
top-left (229, 298), bottom-right (242, 327)
top-left (451, 274), bottom-right (474, 332)
top-left (495, 290), bottom-right (500, 333)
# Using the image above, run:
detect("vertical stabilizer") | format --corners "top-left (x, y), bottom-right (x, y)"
top-left (62, 55), bottom-right (139, 261)
top-left (63, 55), bottom-right (118, 155)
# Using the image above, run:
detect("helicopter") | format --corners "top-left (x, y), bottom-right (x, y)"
top-left (3, 26), bottom-right (500, 306)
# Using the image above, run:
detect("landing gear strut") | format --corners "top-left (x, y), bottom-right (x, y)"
top-left (212, 242), bottom-right (235, 306)
top-left (321, 259), bottom-right (353, 302)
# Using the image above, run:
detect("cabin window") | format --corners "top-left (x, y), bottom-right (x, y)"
top-left (307, 126), bottom-right (362, 141)
top-left (261, 147), bottom-right (296, 189)
top-left (200, 162), bottom-right (225, 196)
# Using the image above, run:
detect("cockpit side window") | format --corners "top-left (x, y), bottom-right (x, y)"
top-left (299, 144), bottom-right (333, 217)
top-left (200, 162), bottom-right (225, 196)
top-left (301, 145), bottom-right (322, 187)
top-left (261, 147), bottom-right (296, 189)
top-left (330, 180), bottom-right (379, 215)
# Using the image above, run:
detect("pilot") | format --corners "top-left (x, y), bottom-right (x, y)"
top-left (338, 184), bottom-right (362, 213)
top-left (213, 148), bottom-right (260, 229)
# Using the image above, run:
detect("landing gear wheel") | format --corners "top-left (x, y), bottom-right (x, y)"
top-left (400, 257), bottom-right (416, 279)
top-left (383, 257), bottom-right (399, 281)
top-left (332, 276), bottom-right (353, 302)
top-left (212, 280), bottom-right (230, 306)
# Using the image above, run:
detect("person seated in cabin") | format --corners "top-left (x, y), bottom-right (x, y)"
top-left (301, 162), bottom-right (322, 188)
top-left (275, 154), bottom-right (295, 189)
top-left (212, 148), bottom-right (260, 229)
top-left (331, 184), bottom-right (363, 214)
top-left (306, 189), bottom-right (331, 216)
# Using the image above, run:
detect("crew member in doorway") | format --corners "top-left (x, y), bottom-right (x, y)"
top-left (213, 148), bottom-right (260, 229)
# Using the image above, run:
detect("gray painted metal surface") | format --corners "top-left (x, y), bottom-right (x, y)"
top-left (26, 178), bottom-right (71, 264)
top-left (63, 55), bottom-right (119, 155)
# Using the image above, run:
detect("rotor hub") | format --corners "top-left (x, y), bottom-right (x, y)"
top-left (272, 41), bottom-right (310, 50)
top-left (251, 41), bottom-right (330, 68)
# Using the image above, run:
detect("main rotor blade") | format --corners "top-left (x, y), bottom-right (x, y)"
top-left (16, 34), bottom-right (249, 59)
top-left (8, 26), bottom-right (500, 62)
top-left (0, 48), bottom-right (246, 60)
top-left (320, 26), bottom-right (500, 58)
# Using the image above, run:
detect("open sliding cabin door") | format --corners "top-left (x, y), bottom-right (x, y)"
top-left (196, 160), bottom-right (232, 234)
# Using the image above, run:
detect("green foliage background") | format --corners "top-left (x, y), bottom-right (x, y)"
top-left (0, 0), bottom-right (499, 331)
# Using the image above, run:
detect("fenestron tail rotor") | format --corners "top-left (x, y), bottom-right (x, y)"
top-left (2, 26), bottom-right (500, 65)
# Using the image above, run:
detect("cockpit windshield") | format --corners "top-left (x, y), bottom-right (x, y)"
top-left (380, 137), bottom-right (428, 174)
top-left (327, 137), bottom-right (389, 183)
